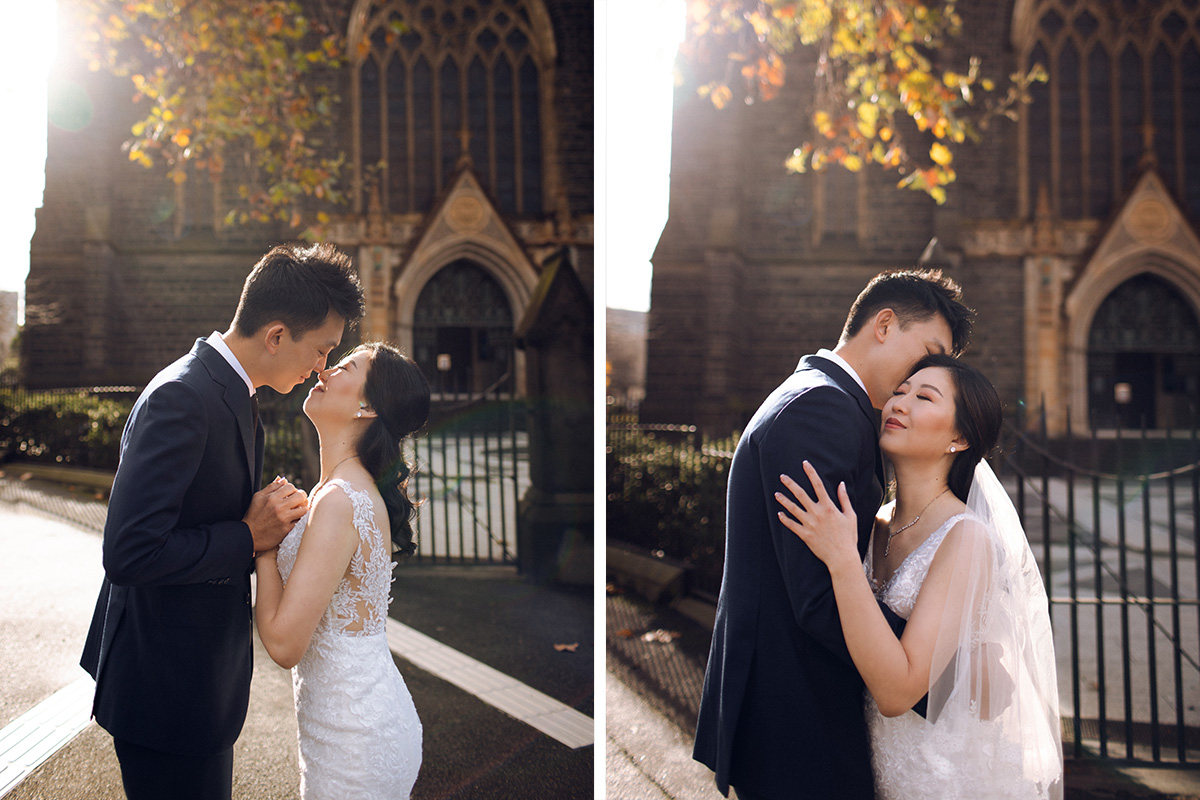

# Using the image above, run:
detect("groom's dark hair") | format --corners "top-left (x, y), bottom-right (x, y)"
top-left (231, 242), bottom-right (365, 338)
top-left (840, 268), bottom-right (973, 355)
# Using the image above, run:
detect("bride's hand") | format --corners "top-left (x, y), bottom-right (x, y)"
top-left (775, 460), bottom-right (860, 574)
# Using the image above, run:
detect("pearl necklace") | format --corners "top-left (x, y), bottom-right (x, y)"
top-left (884, 487), bottom-right (950, 558)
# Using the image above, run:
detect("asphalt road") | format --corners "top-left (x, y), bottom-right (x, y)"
top-left (0, 477), bottom-right (595, 799)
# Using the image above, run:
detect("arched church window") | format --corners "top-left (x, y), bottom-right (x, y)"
top-left (1018, 1), bottom-right (1200, 220)
top-left (352, 0), bottom-right (548, 216)
top-left (1087, 273), bottom-right (1200, 429)
top-left (413, 261), bottom-right (515, 395)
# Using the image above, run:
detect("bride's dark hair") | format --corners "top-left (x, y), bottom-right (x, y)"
top-left (354, 342), bottom-right (431, 557)
top-left (908, 353), bottom-right (1002, 503)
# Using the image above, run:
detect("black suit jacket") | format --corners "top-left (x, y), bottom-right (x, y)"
top-left (693, 356), bottom-right (907, 799)
top-left (80, 338), bottom-right (264, 756)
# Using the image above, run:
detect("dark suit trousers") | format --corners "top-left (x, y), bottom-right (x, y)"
top-left (732, 788), bottom-right (776, 800)
top-left (114, 738), bottom-right (234, 800)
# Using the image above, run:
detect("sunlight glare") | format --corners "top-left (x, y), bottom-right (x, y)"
top-left (0, 1), bottom-right (58, 321)
top-left (602, 0), bottom-right (686, 314)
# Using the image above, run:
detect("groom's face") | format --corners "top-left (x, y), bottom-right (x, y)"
top-left (267, 312), bottom-right (346, 393)
top-left (877, 314), bottom-right (953, 403)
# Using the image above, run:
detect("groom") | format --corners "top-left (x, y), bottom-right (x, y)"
top-left (693, 269), bottom-right (972, 800)
top-left (80, 243), bottom-right (365, 800)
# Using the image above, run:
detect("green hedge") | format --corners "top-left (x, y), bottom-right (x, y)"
top-left (606, 423), bottom-right (738, 597)
top-left (0, 386), bottom-right (312, 488)
top-left (0, 388), bottom-right (135, 470)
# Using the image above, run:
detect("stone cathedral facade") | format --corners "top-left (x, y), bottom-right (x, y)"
top-left (644, 0), bottom-right (1200, 437)
top-left (24, 0), bottom-right (592, 398)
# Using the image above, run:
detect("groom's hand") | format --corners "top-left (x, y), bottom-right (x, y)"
top-left (244, 477), bottom-right (308, 553)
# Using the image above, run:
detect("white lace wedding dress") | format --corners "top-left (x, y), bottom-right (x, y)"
top-left (864, 494), bottom-right (1062, 800)
top-left (277, 479), bottom-right (422, 799)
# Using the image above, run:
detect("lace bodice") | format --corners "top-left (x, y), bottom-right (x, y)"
top-left (277, 478), bottom-right (395, 636)
top-left (862, 509), bottom-right (1058, 800)
top-left (865, 511), bottom-right (969, 619)
top-left (275, 478), bottom-right (422, 798)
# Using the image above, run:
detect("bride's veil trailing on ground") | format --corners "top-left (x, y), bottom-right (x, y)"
top-left (925, 460), bottom-right (1064, 799)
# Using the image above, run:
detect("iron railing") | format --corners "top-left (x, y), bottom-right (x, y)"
top-left (608, 409), bottom-right (1200, 765)
top-left (3, 383), bottom-right (529, 566)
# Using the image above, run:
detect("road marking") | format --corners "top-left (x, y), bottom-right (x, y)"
top-left (0, 676), bottom-right (94, 798)
top-left (386, 619), bottom-right (594, 749)
top-left (0, 624), bottom-right (591, 799)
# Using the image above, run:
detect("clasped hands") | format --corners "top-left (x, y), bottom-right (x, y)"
top-left (245, 476), bottom-right (308, 556)
top-left (775, 460), bottom-right (861, 574)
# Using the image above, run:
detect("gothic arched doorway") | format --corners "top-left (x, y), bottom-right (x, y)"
top-left (413, 260), bottom-right (515, 395)
top-left (1087, 274), bottom-right (1200, 429)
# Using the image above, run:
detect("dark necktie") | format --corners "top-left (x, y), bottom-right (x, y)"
top-left (251, 393), bottom-right (259, 431)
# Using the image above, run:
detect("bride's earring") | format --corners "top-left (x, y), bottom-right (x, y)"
top-left (949, 446), bottom-right (956, 453)
top-left (356, 401), bottom-right (366, 419)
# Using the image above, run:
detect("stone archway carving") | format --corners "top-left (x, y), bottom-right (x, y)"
top-left (1063, 172), bottom-right (1200, 427)
top-left (390, 170), bottom-right (540, 394)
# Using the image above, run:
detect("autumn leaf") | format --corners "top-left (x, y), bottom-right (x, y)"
top-left (553, 643), bottom-right (579, 653)
top-left (685, 0), bottom-right (1043, 202)
top-left (615, 628), bottom-right (634, 639)
top-left (930, 142), bottom-right (953, 166)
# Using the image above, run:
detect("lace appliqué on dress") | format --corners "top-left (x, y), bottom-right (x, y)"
top-left (863, 514), bottom-right (1045, 800)
top-left (276, 479), bottom-right (422, 800)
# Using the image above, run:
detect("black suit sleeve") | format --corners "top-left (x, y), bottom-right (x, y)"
top-left (103, 379), bottom-right (253, 586)
top-left (758, 386), bottom-right (906, 666)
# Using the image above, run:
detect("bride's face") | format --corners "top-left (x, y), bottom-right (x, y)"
top-left (303, 348), bottom-right (373, 423)
top-left (879, 366), bottom-right (966, 462)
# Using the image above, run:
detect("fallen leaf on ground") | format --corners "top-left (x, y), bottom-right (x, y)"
top-left (606, 583), bottom-right (625, 596)
top-left (615, 628), bottom-right (634, 639)
top-left (641, 629), bottom-right (681, 644)
top-left (19, 472), bottom-right (32, 481)
top-left (553, 643), bottom-right (579, 652)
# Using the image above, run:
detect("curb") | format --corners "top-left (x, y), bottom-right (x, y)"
top-left (0, 463), bottom-right (114, 493)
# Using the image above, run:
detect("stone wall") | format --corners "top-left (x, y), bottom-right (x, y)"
top-left (24, 0), bottom-right (593, 389)
top-left (645, 0), bottom-right (1033, 433)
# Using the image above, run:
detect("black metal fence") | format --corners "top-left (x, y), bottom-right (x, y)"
top-left (607, 409), bottom-right (1200, 765)
top-left (408, 392), bottom-right (527, 565)
top-left (999, 407), bottom-right (1200, 764)
top-left (2, 383), bottom-right (528, 567)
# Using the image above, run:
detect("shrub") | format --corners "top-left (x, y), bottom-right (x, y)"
top-left (606, 424), bottom-right (738, 597)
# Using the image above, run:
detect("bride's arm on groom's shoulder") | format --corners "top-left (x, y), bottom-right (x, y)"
top-left (775, 462), bottom-right (956, 717)
top-left (254, 487), bottom-right (360, 669)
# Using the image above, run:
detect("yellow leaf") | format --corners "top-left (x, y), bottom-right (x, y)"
top-left (930, 186), bottom-right (947, 204)
top-left (930, 142), bottom-right (953, 166)
top-left (843, 154), bottom-right (863, 172)
top-left (879, 126), bottom-right (893, 142)
top-left (856, 103), bottom-right (878, 138)
top-left (172, 131), bottom-right (190, 148)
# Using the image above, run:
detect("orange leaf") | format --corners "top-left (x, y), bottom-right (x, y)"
top-left (553, 643), bottom-right (579, 653)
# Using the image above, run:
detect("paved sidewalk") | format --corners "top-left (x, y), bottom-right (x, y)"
top-left (0, 474), bottom-right (593, 799)
top-left (604, 583), bottom-right (1200, 800)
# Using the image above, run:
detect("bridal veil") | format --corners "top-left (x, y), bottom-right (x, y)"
top-left (922, 460), bottom-right (1064, 798)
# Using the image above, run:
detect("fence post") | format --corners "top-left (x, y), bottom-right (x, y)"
top-left (1067, 406), bottom-right (1082, 757)
top-left (1141, 422), bottom-right (1160, 760)
top-left (1091, 421), bottom-right (1108, 757)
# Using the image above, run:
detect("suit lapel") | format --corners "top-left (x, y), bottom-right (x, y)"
top-left (192, 339), bottom-right (257, 494)
top-left (800, 355), bottom-right (886, 488)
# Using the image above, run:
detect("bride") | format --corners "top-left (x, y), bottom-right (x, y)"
top-left (776, 354), bottom-right (1063, 800)
top-left (253, 342), bottom-right (430, 799)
